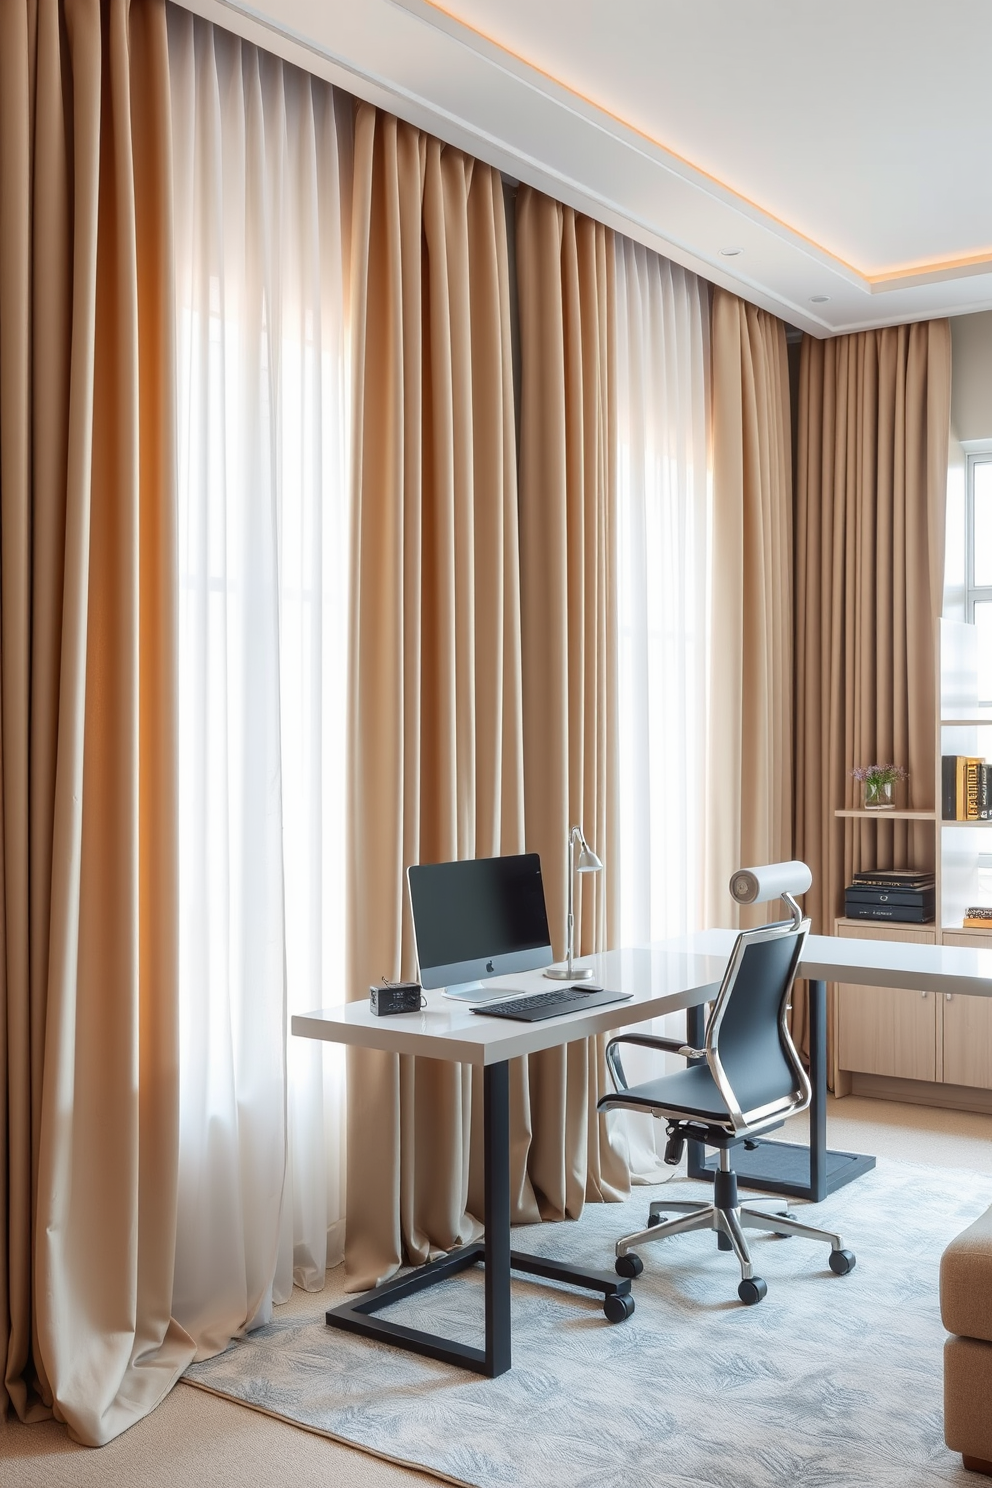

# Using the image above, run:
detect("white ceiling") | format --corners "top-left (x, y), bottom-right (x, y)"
top-left (186, 0), bottom-right (992, 336)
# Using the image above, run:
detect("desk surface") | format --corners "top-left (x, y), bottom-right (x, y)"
top-left (292, 944), bottom-right (728, 1066)
top-left (292, 929), bottom-right (992, 1067)
top-left (680, 928), bottom-right (992, 999)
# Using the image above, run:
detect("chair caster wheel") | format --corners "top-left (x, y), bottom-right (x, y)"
top-left (738, 1277), bottom-right (767, 1305)
top-left (604, 1292), bottom-right (635, 1323)
top-left (774, 1212), bottom-right (797, 1238)
top-left (647, 1211), bottom-right (664, 1227)
top-left (615, 1253), bottom-right (643, 1279)
top-left (717, 1231), bottom-right (733, 1252)
top-left (829, 1248), bottom-right (856, 1276)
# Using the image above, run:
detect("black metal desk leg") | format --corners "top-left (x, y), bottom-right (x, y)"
top-left (808, 977), bottom-right (828, 1202)
top-left (685, 1002), bottom-right (708, 1181)
top-left (324, 1054), bottom-right (628, 1374)
top-left (483, 1061), bottom-right (511, 1375)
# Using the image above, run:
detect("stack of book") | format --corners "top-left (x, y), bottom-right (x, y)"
top-left (942, 755), bottom-right (992, 820)
top-left (844, 869), bottom-right (936, 924)
top-left (964, 907), bottom-right (992, 929)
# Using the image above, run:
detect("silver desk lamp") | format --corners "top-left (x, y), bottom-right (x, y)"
top-left (544, 824), bottom-right (603, 980)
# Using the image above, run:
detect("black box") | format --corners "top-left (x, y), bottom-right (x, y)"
top-left (370, 981), bottom-right (424, 1015)
top-left (850, 870), bottom-right (935, 891)
top-left (844, 885), bottom-right (935, 924)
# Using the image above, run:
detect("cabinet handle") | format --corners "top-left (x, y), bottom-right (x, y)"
top-left (946, 992), bottom-right (953, 1002)
top-left (921, 990), bottom-right (927, 998)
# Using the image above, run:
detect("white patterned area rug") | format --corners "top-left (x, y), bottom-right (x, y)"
top-left (186, 1159), bottom-right (990, 1488)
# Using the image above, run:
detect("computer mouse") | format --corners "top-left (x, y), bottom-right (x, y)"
top-left (573, 983), bottom-right (604, 993)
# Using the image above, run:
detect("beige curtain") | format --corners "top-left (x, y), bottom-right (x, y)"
top-left (345, 107), bottom-right (532, 1287)
top-left (707, 289), bottom-right (795, 928)
top-left (794, 321), bottom-right (951, 969)
top-left (515, 187), bottom-right (628, 1215)
top-left (0, 0), bottom-right (192, 1445)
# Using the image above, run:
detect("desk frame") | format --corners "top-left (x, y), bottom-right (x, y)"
top-left (298, 933), bottom-right (992, 1378)
top-left (326, 1061), bottom-right (631, 1376)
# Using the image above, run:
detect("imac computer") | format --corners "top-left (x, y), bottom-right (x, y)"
top-left (407, 853), bottom-right (553, 1002)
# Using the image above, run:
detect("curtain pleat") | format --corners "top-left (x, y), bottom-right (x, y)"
top-left (0, 0), bottom-right (193, 1444)
top-left (168, 10), bottom-right (352, 1354)
top-left (613, 238), bottom-right (711, 1177)
top-left (707, 289), bottom-right (794, 930)
top-left (615, 238), bottom-right (710, 944)
top-left (515, 187), bottom-right (628, 1215)
top-left (345, 106), bottom-right (532, 1287)
top-left (794, 319), bottom-right (951, 1066)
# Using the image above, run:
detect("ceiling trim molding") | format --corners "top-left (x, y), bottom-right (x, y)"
top-left (171, 0), bottom-right (992, 335)
top-left (391, 0), bottom-right (868, 283)
top-left (396, 0), bottom-right (992, 296)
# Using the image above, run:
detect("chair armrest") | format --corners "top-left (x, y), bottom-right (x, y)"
top-left (604, 1032), bottom-right (706, 1092)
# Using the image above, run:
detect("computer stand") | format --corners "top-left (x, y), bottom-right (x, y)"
top-left (325, 1061), bottom-right (633, 1377)
top-left (686, 979), bottom-right (876, 1202)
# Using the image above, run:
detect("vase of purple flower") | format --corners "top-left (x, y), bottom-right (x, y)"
top-left (851, 763), bottom-right (907, 810)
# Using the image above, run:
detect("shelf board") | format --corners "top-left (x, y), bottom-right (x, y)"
top-left (834, 809), bottom-right (936, 820)
top-left (941, 817), bottom-right (992, 828)
top-left (941, 717), bottom-right (992, 727)
top-left (833, 916), bottom-right (936, 933)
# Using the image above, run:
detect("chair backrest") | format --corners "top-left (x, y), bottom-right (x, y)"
top-left (704, 917), bottom-right (811, 1134)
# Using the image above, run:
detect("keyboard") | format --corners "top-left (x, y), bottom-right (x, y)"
top-left (471, 986), bottom-right (633, 1022)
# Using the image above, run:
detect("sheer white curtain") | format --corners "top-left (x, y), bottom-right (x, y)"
top-left (614, 238), bottom-right (710, 1173)
top-left (169, 9), bottom-right (351, 1355)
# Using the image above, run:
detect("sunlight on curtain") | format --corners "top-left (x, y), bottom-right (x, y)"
top-left (168, 9), bottom-right (351, 1355)
top-left (614, 239), bottom-right (710, 1174)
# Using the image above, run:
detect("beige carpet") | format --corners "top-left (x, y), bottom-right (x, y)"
top-left (3, 1094), bottom-right (990, 1487)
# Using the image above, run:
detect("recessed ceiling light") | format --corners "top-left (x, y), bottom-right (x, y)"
top-left (719, 247), bottom-right (744, 257)
top-left (809, 295), bottom-right (830, 304)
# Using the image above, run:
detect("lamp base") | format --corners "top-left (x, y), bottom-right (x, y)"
top-left (544, 965), bottom-right (595, 981)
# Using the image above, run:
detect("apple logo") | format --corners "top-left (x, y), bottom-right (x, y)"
top-left (486, 959), bottom-right (495, 973)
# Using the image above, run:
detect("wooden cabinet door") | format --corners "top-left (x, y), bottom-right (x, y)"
top-left (836, 922), bottom-right (939, 1081)
top-left (939, 931), bottom-right (992, 1089)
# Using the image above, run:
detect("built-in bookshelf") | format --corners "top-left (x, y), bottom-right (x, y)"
top-left (938, 619), bottom-right (992, 935)
top-left (832, 618), bottom-right (992, 939)
top-left (831, 618), bottom-right (992, 1110)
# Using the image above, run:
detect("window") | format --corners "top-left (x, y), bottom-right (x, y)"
top-left (966, 447), bottom-right (992, 705)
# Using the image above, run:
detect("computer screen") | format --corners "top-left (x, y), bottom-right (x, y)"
top-left (407, 853), bottom-right (553, 998)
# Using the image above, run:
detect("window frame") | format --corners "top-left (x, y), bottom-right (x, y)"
top-left (964, 441), bottom-right (992, 618)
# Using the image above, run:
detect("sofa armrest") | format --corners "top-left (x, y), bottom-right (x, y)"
top-left (941, 1204), bottom-right (992, 1343)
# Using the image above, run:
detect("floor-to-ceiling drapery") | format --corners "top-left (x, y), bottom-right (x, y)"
top-left (345, 106), bottom-right (531, 1287)
top-left (707, 289), bottom-right (794, 930)
top-left (615, 240), bottom-right (710, 946)
top-left (0, 0), bottom-right (193, 1444)
top-left (0, 0), bottom-right (803, 1437)
top-left (794, 320), bottom-right (951, 1065)
top-left (168, 12), bottom-right (352, 1348)
top-left (515, 187), bottom-right (629, 1213)
top-left (613, 238), bottom-right (711, 1173)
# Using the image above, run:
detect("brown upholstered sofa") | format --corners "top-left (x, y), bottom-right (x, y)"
top-left (942, 1203), bottom-right (992, 1475)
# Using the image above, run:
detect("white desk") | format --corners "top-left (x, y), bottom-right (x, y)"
top-left (292, 930), bottom-right (992, 1378)
top-left (293, 944), bottom-right (728, 1377)
top-left (293, 944), bottom-right (730, 1065)
top-left (680, 928), bottom-right (992, 1000)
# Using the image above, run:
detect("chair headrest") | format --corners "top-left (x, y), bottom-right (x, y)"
top-left (729, 860), bottom-right (812, 906)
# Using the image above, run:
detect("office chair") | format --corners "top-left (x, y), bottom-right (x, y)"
top-left (598, 861), bottom-right (855, 1305)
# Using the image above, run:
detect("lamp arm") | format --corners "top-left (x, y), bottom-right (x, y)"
top-left (565, 829), bottom-right (576, 974)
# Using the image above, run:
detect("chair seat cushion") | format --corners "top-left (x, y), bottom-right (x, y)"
top-left (599, 1058), bottom-right (796, 1124)
top-left (941, 1203), bottom-right (992, 1343)
top-left (600, 1064), bottom-right (732, 1122)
